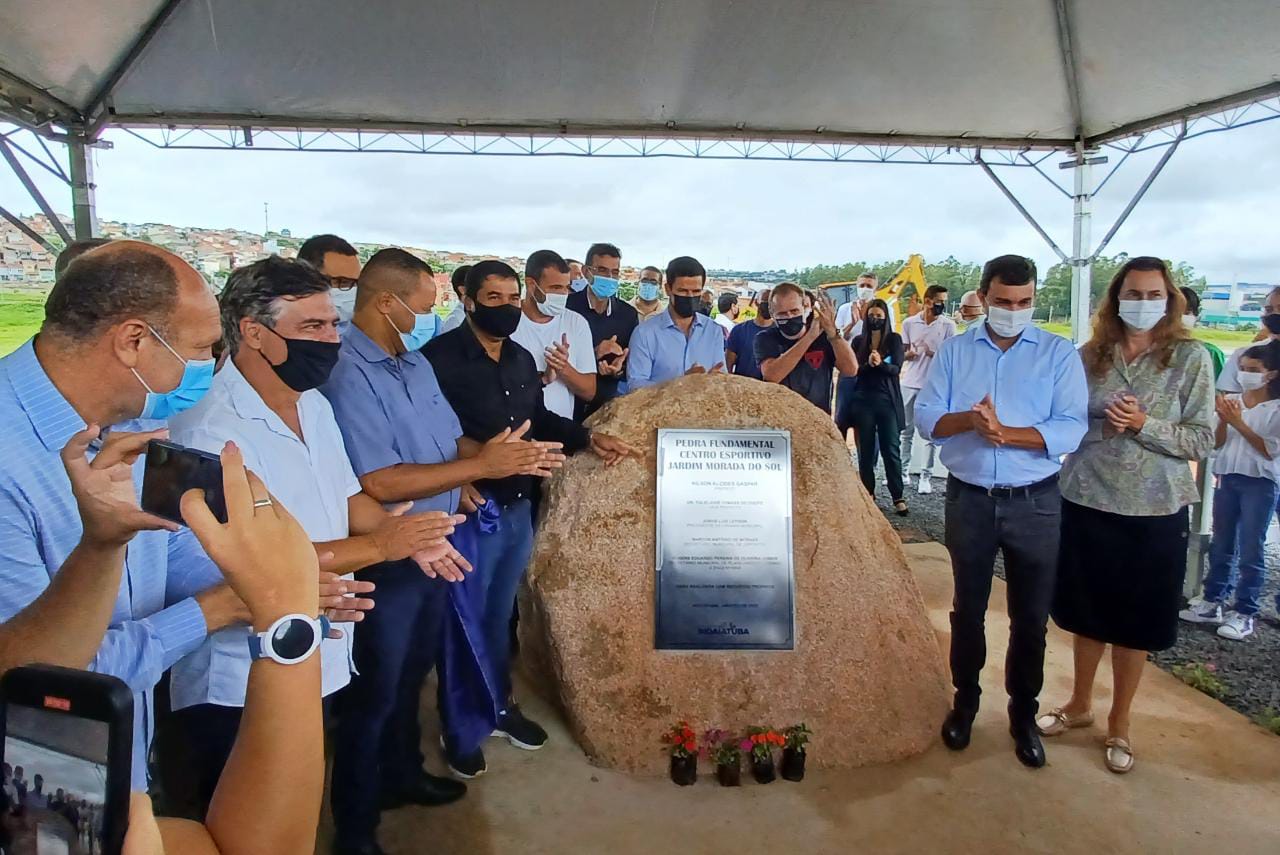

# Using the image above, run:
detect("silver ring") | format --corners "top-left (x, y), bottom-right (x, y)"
top-left (252, 498), bottom-right (273, 509)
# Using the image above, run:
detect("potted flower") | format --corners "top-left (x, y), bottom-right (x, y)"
top-left (781, 723), bottom-right (811, 781)
top-left (746, 727), bottom-right (785, 784)
top-left (702, 729), bottom-right (748, 787)
top-left (662, 721), bottom-right (698, 786)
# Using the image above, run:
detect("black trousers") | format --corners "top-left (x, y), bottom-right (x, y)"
top-left (331, 559), bottom-right (447, 845)
top-left (850, 394), bottom-right (903, 502)
top-left (943, 475), bottom-right (1061, 723)
top-left (174, 702), bottom-right (242, 817)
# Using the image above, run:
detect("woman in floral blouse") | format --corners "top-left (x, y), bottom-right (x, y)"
top-left (1038, 256), bottom-right (1213, 774)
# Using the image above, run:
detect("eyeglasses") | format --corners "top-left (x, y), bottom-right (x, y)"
top-left (329, 276), bottom-right (358, 291)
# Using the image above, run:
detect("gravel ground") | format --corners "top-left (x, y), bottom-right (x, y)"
top-left (864, 461), bottom-right (1280, 725)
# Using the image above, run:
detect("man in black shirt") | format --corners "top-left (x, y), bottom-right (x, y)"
top-left (566, 242), bottom-right (639, 421)
top-left (754, 281), bottom-right (858, 412)
top-left (425, 260), bottom-right (634, 775)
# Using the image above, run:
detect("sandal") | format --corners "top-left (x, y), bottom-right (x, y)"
top-left (1104, 737), bottom-right (1134, 774)
top-left (1035, 707), bottom-right (1095, 737)
top-left (893, 500), bottom-right (909, 517)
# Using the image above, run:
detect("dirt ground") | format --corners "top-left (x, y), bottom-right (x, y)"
top-left (316, 542), bottom-right (1280, 855)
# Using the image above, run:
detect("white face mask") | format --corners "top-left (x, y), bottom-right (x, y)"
top-left (1182, 314), bottom-right (1197, 329)
top-left (1118, 299), bottom-right (1166, 332)
top-left (540, 291), bottom-right (569, 317)
top-left (330, 287), bottom-right (357, 324)
top-left (857, 287), bottom-right (874, 301)
top-left (985, 305), bottom-right (1033, 338)
top-left (1239, 371), bottom-right (1268, 391)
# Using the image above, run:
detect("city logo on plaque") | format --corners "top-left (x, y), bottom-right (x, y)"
top-left (654, 428), bottom-right (795, 650)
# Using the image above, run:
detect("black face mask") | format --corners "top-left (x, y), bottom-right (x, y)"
top-left (672, 294), bottom-right (700, 318)
top-left (776, 316), bottom-right (806, 338)
top-left (1264, 314), bottom-right (1280, 335)
top-left (757, 302), bottom-right (771, 320)
top-left (262, 327), bottom-right (341, 392)
top-left (931, 302), bottom-right (946, 317)
top-left (470, 302), bottom-right (522, 338)
top-left (867, 316), bottom-right (886, 332)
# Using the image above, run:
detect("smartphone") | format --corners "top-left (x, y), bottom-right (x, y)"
top-left (140, 439), bottom-right (227, 526)
top-left (0, 665), bottom-right (133, 855)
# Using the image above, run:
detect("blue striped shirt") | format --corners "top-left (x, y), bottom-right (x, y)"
top-left (0, 340), bottom-right (210, 790)
top-left (626, 310), bottom-right (726, 389)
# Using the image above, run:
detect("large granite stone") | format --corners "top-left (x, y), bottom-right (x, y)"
top-left (521, 375), bottom-right (948, 773)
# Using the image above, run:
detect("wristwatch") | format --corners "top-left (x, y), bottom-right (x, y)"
top-left (247, 614), bottom-right (331, 665)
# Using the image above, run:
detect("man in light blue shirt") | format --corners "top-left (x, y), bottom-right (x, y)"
top-left (914, 254), bottom-right (1087, 770)
top-left (0, 242), bottom-right (249, 790)
top-left (627, 256), bottom-right (726, 389)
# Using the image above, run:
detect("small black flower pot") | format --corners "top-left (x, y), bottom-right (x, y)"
top-left (716, 759), bottom-right (741, 787)
top-left (781, 747), bottom-right (806, 781)
top-left (670, 753), bottom-right (697, 786)
top-left (750, 755), bottom-right (777, 784)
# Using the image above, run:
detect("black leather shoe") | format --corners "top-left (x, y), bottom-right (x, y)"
top-left (332, 840), bottom-right (385, 855)
top-left (381, 771), bottom-right (467, 809)
top-left (940, 709), bottom-right (974, 751)
top-left (1010, 721), bottom-right (1046, 768)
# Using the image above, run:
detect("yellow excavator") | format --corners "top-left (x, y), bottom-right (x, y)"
top-left (817, 254), bottom-right (929, 328)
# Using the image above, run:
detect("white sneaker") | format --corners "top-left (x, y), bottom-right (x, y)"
top-left (1217, 611), bottom-right (1255, 641)
top-left (918, 475), bottom-right (933, 495)
top-left (1178, 597), bottom-right (1224, 624)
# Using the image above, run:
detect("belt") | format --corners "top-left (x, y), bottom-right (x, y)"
top-left (951, 473), bottom-right (1059, 499)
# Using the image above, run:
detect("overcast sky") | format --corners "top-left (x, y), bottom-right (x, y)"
top-left (4, 119), bottom-right (1278, 284)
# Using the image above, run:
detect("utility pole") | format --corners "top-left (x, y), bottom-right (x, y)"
top-left (263, 202), bottom-right (269, 236)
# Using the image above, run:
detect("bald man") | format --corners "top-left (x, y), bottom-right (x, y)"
top-left (956, 289), bottom-right (985, 327)
top-left (0, 241), bottom-right (246, 790)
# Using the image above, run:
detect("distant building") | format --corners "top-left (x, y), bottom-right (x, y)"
top-left (1202, 282), bottom-right (1276, 326)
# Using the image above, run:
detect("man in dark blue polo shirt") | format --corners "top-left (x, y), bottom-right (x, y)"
top-left (566, 242), bottom-right (639, 420)
top-left (322, 249), bottom-right (557, 853)
top-left (726, 288), bottom-right (773, 380)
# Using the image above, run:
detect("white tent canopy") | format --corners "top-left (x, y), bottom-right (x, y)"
top-left (2, 0), bottom-right (1278, 148)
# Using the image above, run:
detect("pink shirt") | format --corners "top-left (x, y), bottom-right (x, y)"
top-left (901, 313), bottom-right (956, 389)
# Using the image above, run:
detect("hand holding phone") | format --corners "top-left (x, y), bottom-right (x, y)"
top-left (180, 441), bottom-right (320, 626)
top-left (140, 440), bottom-right (227, 526)
top-left (65, 427), bottom-right (178, 547)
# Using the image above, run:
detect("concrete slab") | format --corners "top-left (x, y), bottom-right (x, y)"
top-left (321, 542), bottom-right (1280, 855)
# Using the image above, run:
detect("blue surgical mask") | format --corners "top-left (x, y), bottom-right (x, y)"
top-left (330, 287), bottom-right (357, 324)
top-left (639, 282), bottom-right (660, 301)
top-left (132, 325), bottom-right (215, 419)
top-left (387, 295), bottom-right (438, 351)
top-left (570, 277), bottom-right (589, 293)
top-left (589, 275), bottom-right (619, 299)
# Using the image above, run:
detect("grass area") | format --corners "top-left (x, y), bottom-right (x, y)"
top-left (1039, 320), bottom-right (1258, 351)
top-left (0, 290), bottom-right (46, 356)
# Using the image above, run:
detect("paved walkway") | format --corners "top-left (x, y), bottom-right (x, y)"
top-left (320, 542), bottom-right (1280, 854)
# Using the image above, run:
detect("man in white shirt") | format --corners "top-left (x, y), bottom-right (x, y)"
top-left (836, 272), bottom-right (879, 340)
top-left (169, 256), bottom-right (464, 815)
top-left (511, 250), bottom-right (598, 420)
top-left (900, 284), bottom-right (957, 493)
top-left (713, 293), bottom-right (739, 338)
top-left (439, 265), bottom-right (471, 335)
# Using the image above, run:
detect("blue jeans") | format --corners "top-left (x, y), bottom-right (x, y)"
top-left (476, 499), bottom-right (534, 700)
top-left (1206, 474), bottom-right (1278, 616)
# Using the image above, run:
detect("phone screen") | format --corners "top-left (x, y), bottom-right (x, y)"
top-left (140, 440), bottom-right (227, 525)
top-left (2, 702), bottom-right (110, 854)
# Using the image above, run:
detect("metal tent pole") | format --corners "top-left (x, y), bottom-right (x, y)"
top-left (68, 133), bottom-right (98, 239)
top-left (1069, 156), bottom-right (1092, 343)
